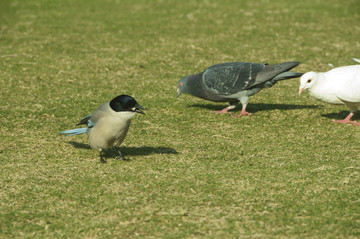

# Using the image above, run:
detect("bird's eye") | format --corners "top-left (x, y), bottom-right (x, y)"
top-left (179, 82), bottom-right (183, 87)
top-left (307, 79), bottom-right (312, 83)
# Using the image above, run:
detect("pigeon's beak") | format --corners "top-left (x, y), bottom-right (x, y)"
top-left (134, 105), bottom-right (146, 115)
top-left (299, 88), bottom-right (304, 95)
top-left (176, 88), bottom-right (181, 98)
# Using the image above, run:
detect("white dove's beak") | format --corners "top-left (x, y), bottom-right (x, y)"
top-left (299, 88), bottom-right (304, 95)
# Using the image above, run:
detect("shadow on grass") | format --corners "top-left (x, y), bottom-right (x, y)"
top-left (321, 111), bottom-right (360, 120)
top-left (68, 141), bottom-right (178, 158)
top-left (69, 141), bottom-right (91, 149)
top-left (189, 103), bottom-right (319, 113)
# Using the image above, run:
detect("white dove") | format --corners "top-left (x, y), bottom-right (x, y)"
top-left (299, 65), bottom-right (360, 125)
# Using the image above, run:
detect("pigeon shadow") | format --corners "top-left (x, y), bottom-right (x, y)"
top-left (189, 103), bottom-right (319, 113)
top-left (68, 141), bottom-right (178, 158)
top-left (321, 111), bottom-right (360, 120)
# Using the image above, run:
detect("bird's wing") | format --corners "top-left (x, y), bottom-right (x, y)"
top-left (88, 103), bottom-right (110, 126)
top-left (76, 114), bottom-right (92, 126)
top-left (202, 62), bottom-right (265, 95)
top-left (76, 102), bottom-right (110, 127)
top-left (331, 67), bottom-right (360, 103)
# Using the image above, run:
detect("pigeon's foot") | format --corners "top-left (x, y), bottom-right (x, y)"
top-left (232, 111), bottom-right (252, 118)
top-left (334, 119), bottom-right (360, 126)
top-left (333, 113), bottom-right (359, 125)
top-left (211, 108), bottom-right (232, 114)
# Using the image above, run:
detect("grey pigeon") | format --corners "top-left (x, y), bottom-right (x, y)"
top-left (177, 61), bottom-right (303, 117)
top-left (60, 95), bottom-right (146, 163)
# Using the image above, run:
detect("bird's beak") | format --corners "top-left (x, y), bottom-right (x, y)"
top-left (299, 88), bottom-right (304, 95)
top-left (134, 105), bottom-right (146, 115)
top-left (176, 88), bottom-right (181, 98)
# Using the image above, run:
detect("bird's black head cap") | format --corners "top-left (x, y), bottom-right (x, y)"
top-left (110, 95), bottom-right (146, 115)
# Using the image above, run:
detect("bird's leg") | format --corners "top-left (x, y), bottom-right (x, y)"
top-left (99, 149), bottom-right (107, 163)
top-left (211, 104), bottom-right (236, 114)
top-left (232, 104), bottom-right (252, 117)
top-left (115, 149), bottom-right (129, 161)
top-left (334, 112), bottom-right (360, 125)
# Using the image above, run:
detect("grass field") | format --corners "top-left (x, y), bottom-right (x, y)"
top-left (1, 0), bottom-right (360, 238)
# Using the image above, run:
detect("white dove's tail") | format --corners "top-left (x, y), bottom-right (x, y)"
top-left (353, 58), bottom-right (360, 64)
top-left (60, 128), bottom-right (87, 136)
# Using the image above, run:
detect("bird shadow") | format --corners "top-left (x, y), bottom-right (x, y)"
top-left (69, 141), bottom-right (91, 149)
top-left (321, 111), bottom-right (360, 120)
top-left (189, 103), bottom-right (319, 113)
top-left (68, 141), bottom-right (178, 159)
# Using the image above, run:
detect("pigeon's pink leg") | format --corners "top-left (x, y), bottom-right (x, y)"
top-left (232, 105), bottom-right (252, 117)
top-left (334, 112), bottom-right (360, 125)
top-left (212, 107), bottom-right (231, 114)
top-left (211, 105), bottom-right (235, 114)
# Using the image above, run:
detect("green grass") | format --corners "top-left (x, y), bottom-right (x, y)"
top-left (1, 0), bottom-right (360, 238)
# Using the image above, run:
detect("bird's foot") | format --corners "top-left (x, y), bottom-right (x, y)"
top-left (211, 108), bottom-right (231, 114)
top-left (115, 155), bottom-right (130, 161)
top-left (333, 119), bottom-right (360, 126)
top-left (232, 111), bottom-right (252, 118)
top-left (99, 151), bottom-right (107, 163)
top-left (116, 150), bottom-right (130, 161)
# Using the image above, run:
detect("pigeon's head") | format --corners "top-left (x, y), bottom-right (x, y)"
top-left (299, 72), bottom-right (318, 94)
top-left (110, 95), bottom-right (146, 116)
top-left (177, 75), bottom-right (191, 98)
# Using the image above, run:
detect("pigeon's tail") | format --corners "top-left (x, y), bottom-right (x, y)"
top-left (254, 61), bottom-right (301, 87)
top-left (272, 61), bottom-right (300, 72)
top-left (60, 128), bottom-right (87, 136)
top-left (263, 72), bottom-right (303, 88)
top-left (272, 72), bottom-right (303, 81)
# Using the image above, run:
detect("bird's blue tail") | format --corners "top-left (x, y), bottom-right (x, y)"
top-left (60, 128), bottom-right (87, 136)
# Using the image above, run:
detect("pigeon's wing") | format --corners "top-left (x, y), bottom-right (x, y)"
top-left (331, 66), bottom-right (360, 103)
top-left (202, 62), bottom-right (265, 95)
top-left (246, 62), bottom-right (300, 89)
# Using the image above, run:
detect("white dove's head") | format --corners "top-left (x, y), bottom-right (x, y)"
top-left (299, 71), bottom-right (319, 94)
